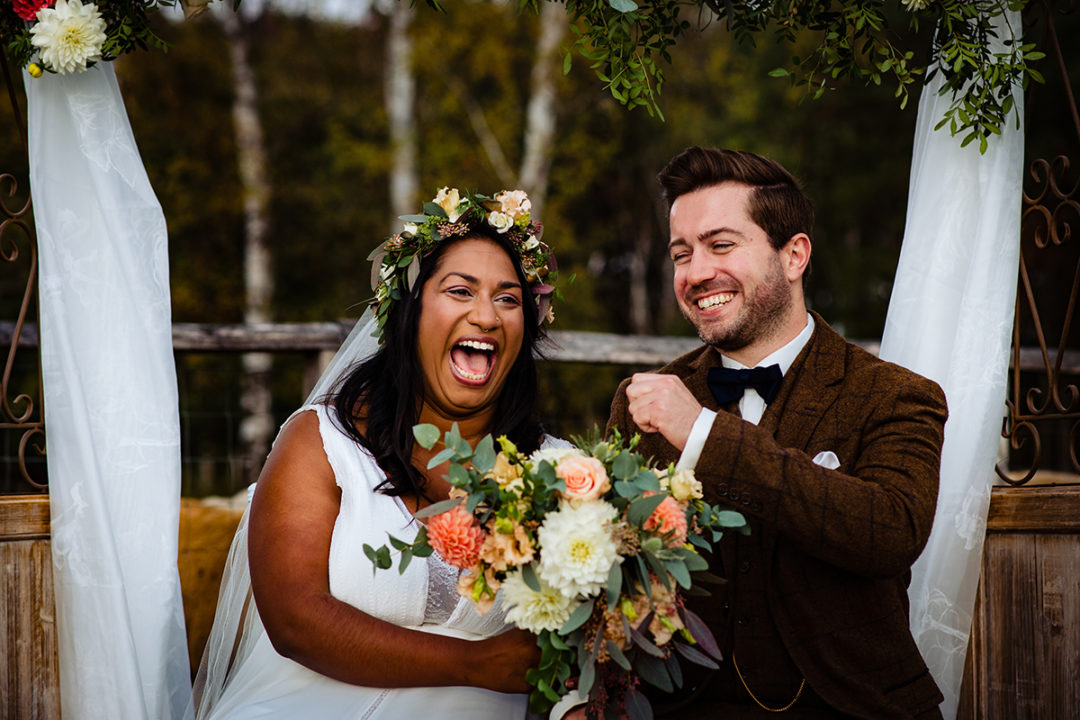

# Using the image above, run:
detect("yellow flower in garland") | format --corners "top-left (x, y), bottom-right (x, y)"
top-left (30, 0), bottom-right (107, 75)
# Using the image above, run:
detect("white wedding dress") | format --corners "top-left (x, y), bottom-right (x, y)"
top-left (195, 403), bottom-right (564, 719)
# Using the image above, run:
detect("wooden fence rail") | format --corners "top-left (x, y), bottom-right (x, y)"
top-left (1, 321), bottom-right (1075, 372)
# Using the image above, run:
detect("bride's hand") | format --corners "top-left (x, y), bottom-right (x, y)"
top-left (474, 628), bottom-right (542, 693)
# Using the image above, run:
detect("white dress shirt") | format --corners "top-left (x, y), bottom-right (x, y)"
top-left (676, 313), bottom-right (815, 470)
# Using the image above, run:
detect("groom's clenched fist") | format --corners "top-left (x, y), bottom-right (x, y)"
top-left (624, 372), bottom-right (701, 451)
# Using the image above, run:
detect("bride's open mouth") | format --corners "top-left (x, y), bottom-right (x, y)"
top-left (449, 338), bottom-right (497, 386)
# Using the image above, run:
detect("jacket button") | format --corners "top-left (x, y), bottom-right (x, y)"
top-left (739, 560), bottom-right (751, 573)
top-left (717, 483), bottom-right (729, 497)
top-left (722, 601), bottom-right (730, 614)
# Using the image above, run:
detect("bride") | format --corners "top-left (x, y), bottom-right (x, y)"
top-left (193, 188), bottom-right (567, 719)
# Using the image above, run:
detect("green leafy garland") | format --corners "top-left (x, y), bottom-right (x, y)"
top-left (511, 0), bottom-right (1040, 152)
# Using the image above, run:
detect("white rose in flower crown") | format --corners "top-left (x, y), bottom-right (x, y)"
top-left (487, 211), bottom-right (514, 234)
top-left (522, 237), bottom-right (540, 251)
top-left (30, 0), bottom-right (108, 75)
top-left (433, 187), bottom-right (463, 222)
top-left (495, 190), bottom-right (531, 221)
top-left (401, 221), bottom-right (418, 236)
top-left (537, 500), bottom-right (621, 598)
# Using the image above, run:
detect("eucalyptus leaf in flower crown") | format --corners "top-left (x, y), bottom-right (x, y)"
top-left (365, 425), bottom-right (749, 718)
top-left (2, 0), bottom-right (241, 76)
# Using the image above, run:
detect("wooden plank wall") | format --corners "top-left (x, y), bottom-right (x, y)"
top-left (959, 485), bottom-right (1080, 719)
top-left (0, 495), bottom-right (60, 720)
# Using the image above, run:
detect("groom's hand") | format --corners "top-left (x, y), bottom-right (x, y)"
top-left (625, 373), bottom-right (700, 451)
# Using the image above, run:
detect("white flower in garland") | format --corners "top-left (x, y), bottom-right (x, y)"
top-left (30, 0), bottom-right (108, 75)
top-left (501, 569), bottom-right (582, 634)
top-left (537, 499), bottom-right (621, 598)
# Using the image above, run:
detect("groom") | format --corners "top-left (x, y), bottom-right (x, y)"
top-left (607, 147), bottom-right (947, 719)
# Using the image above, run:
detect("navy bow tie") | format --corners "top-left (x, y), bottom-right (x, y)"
top-left (707, 364), bottom-right (784, 405)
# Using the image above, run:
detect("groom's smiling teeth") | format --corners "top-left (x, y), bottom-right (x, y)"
top-left (697, 292), bottom-right (735, 310)
top-left (450, 339), bottom-right (497, 383)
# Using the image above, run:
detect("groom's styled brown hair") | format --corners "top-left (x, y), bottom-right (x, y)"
top-left (657, 146), bottom-right (815, 252)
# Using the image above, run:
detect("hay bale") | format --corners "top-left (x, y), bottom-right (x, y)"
top-left (179, 497), bottom-right (244, 677)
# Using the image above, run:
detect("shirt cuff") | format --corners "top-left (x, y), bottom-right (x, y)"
top-left (676, 408), bottom-right (717, 471)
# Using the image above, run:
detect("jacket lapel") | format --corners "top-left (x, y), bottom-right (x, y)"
top-left (764, 312), bottom-right (847, 451)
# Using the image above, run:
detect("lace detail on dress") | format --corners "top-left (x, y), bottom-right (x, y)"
top-left (423, 552), bottom-right (462, 625)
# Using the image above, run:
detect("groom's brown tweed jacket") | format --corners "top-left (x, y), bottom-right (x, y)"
top-left (607, 313), bottom-right (947, 719)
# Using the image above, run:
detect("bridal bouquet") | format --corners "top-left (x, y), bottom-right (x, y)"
top-left (365, 425), bottom-right (748, 718)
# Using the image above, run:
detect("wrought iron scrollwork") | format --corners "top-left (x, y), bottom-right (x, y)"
top-left (998, 0), bottom-right (1080, 484)
top-left (0, 50), bottom-right (45, 491)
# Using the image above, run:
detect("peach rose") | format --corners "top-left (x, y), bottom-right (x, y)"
top-left (427, 504), bottom-right (485, 569)
top-left (555, 454), bottom-right (611, 504)
top-left (644, 495), bottom-right (688, 547)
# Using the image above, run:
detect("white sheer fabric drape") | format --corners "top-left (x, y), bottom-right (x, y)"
top-left (27, 64), bottom-right (192, 720)
top-left (879, 10), bottom-right (1024, 718)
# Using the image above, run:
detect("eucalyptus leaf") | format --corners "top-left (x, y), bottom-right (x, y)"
top-left (398, 214), bottom-right (428, 223)
top-left (628, 622), bottom-right (665, 658)
top-left (714, 509), bottom-right (747, 527)
top-left (412, 497), bottom-right (462, 518)
top-left (665, 652), bottom-right (683, 688)
top-left (666, 559), bottom-right (691, 589)
top-left (606, 640), bottom-right (631, 670)
top-left (472, 435), bottom-right (496, 473)
top-left (680, 607), bottom-right (723, 662)
top-left (368, 248), bottom-right (386, 290)
top-left (560, 598), bottom-right (596, 634)
top-left (673, 641), bottom-right (719, 669)
top-left (423, 201), bottom-right (448, 218)
top-left (412, 423), bottom-right (440, 450)
top-left (608, 0), bottom-right (637, 13)
top-left (521, 562), bottom-right (542, 592)
top-left (427, 447), bottom-right (456, 469)
top-left (399, 548), bottom-right (413, 574)
top-left (405, 256), bottom-right (421, 291)
top-left (447, 463), bottom-right (471, 486)
top-left (467, 491), bottom-right (485, 514)
top-left (627, 494), bottom-right (667, 526)
top-left (606, 562), bottom-right (623, 609)
top-left (612, 451), bottom-right (638, 480)
top-left (633, 652), bottom-right (672, 691)
top-left (624, 688), bottom-right (654, 720)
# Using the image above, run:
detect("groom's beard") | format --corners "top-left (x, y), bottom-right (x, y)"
top-left (686, 255), bottom-right (792, 353)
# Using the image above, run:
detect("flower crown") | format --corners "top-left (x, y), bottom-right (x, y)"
top-left (367, 188), bottom-right (557, 339)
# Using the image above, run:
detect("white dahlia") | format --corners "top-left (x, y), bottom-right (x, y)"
top-left (501, 569), bottom-right (582, 634)
top-left (537, 500), bottom-right (621, 598)
top-left (30, 0), bottom-right (107, 75)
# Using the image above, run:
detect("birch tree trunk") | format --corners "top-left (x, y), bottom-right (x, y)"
top-left (517, 0), bottom-right (564, 220)
top-left (385, 1), bottom-right (418, 225)
top-left (224, 11), bottom-right (274, 483)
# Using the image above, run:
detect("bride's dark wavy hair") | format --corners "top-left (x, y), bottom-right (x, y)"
top-left (331, 228), bottom-right (545, 499)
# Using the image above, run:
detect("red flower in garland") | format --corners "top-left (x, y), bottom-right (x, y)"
top-left (13, 0), bottom-right (56, 21)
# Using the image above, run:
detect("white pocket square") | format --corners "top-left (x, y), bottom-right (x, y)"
top-left (812, 450), bottom-right (841, 470)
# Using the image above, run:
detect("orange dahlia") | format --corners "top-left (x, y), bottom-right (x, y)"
top-left (427, 504), bottom-right (486, 569)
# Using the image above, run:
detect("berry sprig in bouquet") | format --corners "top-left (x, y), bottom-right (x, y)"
top-left (365, 424), bottom-right (749, 718)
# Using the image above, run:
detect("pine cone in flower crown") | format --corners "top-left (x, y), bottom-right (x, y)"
top-left (13, 0), bottom-right (55, 22)
top-left (180, 0), bottom-right (212, 18)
